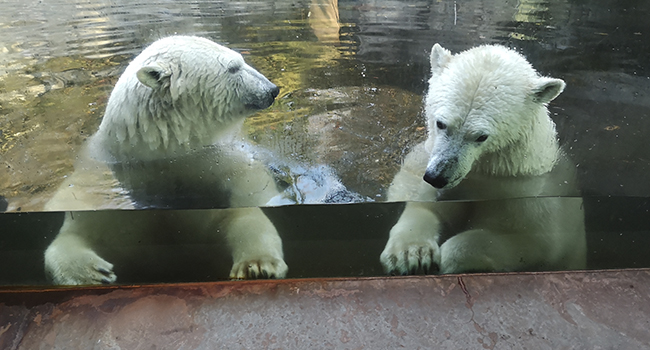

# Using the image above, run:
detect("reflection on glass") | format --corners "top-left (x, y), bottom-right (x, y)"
top-left (0, 0), bottom-right (648, 286)
top-left (45, 208), bottom-right (287, 285)
top-left (1, 198), bottom-right (649, 285)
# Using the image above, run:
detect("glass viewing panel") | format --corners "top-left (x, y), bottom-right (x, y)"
top-left (0, 0), bottom-right (648, 286)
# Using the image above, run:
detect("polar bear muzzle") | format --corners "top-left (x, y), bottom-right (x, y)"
top-left (240, 67), bottom-right (280, 110)
top-left (423, 156), bottom-right (459, 189)
top-left (423, 170), bottom-right (449, 189)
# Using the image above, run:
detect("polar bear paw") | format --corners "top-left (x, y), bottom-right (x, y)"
top-left (45, 248), bottom-right (117, 285)
top-left (380, 237), bottom-right (441, 275)
top-left (229, 255), bottom-right (289, 280)
top-left (438, 233), bottom-right (500, 274)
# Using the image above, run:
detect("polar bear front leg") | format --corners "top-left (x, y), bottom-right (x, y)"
top-left (44, 212), bottom-right (117, 285)
top-left (380, 202), bottom-right (442, 275)
top-left (223, 207), bottom-right (288, 279)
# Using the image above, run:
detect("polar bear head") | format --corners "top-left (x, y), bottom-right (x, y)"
top-left (422, 43), bottom-right (566, 189)
top-left (93, 36), bottom-right (279, 162)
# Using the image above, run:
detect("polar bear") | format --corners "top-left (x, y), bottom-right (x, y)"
top-left (380, 43), bottom-right (586, 274)
top-left (44, 36), bottom-right (288, 284)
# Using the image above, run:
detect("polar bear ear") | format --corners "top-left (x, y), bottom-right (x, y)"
top-left (430, 43), bottom-right (453, 76)
top-left (136, 65), bottom-right (171, 90)
top-left (532, 77), bottom-right (566, 104)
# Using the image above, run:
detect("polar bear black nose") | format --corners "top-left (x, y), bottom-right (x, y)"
top-left (423, 172), bottom-right (448, 189)
top-left (270, 85), bottom-right (280, 99)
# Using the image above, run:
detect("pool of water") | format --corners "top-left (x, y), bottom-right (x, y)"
top-left (0, 0), bottom-right (649, 283)
top-left (1, 0), bottom-right (649, 210)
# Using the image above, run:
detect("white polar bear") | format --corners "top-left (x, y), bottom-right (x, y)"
top-left (44, 36), bottom-right (288, 284)
top-left (381, 43), bottom-right (586, 275)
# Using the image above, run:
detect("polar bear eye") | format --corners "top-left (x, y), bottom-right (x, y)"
top-left (436, 121), bottom-right (447, 130)
top-left (476, 135), bottom-right (489, 143)
top-left (228, 65), bottom-right (241, 74)
top-left (148, 70), bottom-right (162, 81)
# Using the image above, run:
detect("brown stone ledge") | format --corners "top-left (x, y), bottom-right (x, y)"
top-left (1, 269), bottom-right (649, 349)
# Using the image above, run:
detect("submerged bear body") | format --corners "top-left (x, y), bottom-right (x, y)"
top-left (45, 36), bottom-right (287, 285)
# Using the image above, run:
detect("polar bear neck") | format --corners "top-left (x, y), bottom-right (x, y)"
top-left (474, 108), bottom-right (560, 177)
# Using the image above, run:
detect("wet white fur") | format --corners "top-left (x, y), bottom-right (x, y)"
top-left (45, 36), bottom-right (287, 285)
top-left (91, 36), bottom-right (274, 162)
top-left (381, 43), bottom-right (586, 274)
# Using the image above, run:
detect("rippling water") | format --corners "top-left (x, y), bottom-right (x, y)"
top-left (2, 0), bottom-right (649, 211)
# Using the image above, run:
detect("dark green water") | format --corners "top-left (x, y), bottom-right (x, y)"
top-left (0, 196), bottom-right (648, 285)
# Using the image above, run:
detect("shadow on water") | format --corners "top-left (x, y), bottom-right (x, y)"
top-left (0, 0), bottom-right (649, 285)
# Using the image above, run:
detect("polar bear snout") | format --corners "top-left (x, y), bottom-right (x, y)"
top-left (262, 83), bottom-right (280, 107)
top-left (270, 84), bottom-right (280, 98)
top-left (241, 68), bottom-right (280, 110)
top-left (423, 170), bottom-right (449, 189)
top-left (243, 82), bottom-right (279, 110)
top-left (424, 155), bottom-right (461, 189)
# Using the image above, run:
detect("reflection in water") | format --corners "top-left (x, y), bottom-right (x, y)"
top-left (309, 0), bottom-right (341, 43)
top-left (248, 86), bottom-right (426, 200)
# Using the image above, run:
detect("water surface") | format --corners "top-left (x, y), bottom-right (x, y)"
top-left (2, 0), bottom-right (648, 210)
